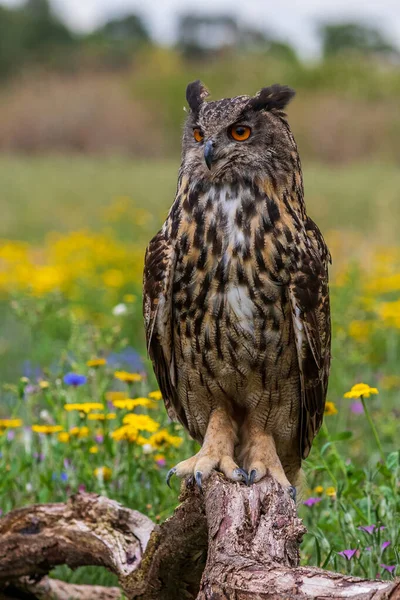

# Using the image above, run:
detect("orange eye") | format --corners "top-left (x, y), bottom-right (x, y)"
top-left (229, 125), bottom-right (251, 141)
top-left (193, 128), bottom-right (204, 142)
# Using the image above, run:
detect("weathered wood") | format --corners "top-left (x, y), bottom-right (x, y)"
top-left (0, 477), bottom-right (399, 600)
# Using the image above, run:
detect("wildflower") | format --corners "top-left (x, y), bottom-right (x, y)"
top-left (358, 525), bottom-right (376, 535)
top-left (324, 401), bottom-right (338, 416)
top-left (112, 303), bottom-right (128, 316)
top-left (325, 487), bottom-right (336, 498)
top-left (89, 445), bottom-right (99, 454)
top-left (58, 432), bottom-right (70, 443)
top-left (314, 486), bottom-right (324, 495)
top-left (86, 358), bottom-right (107, 368)
top-left (63, 373), bottom-right (87, 387)
top-left (338, 549), bottom-right (357, 560)
top-left (32, 425), bottom-right (63, 434)
top-left (380, 564), bottom-right (396, 574)
top-left (113, 398), bottom-right (154, 410)
top-left (114, 371), bottom-right (143, 383)
top-left (87, 412), bottom-right (116, 421)
top-left (351, 401), bottom-right (364, 414)
top-left (60, 472), bottom-right (68, 482)
top-left (94, 466), bottom-right (112, 481)
top-left (142, 443), bottom-right (153, 454)
top-left (111, 424), bottom-right (149, 443)
top-left (38, 380), bottom-right (49, 389)
top-left (7, 431), bottom-right (15, 441)
top-left (303, 497), bottom-right (322, 507)
top-left (155, 454), bottom-right (166, 467)
top-left (0, 419), bottom-right (22, 428)
top-left (344, 383), bottom-right (379, 399)
top-left (69, 426), bottom-right (89, 438)
top-left (381, 541), bottom-right (391, 552)
top-left (148, 390), bottom-right (162, 401)
top-left (64, 403), bottom-right (104, 414)
top-left (147, 429), bottom-right (183, 448)
top-left (95, 434), bottom-right (104, 444)
top-left (106, 391), bottom-right (127, 402)
top-left (123, 414), bottom-right (159, 431)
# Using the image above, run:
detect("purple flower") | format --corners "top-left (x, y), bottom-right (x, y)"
top-left (63, 373), bottom-right (87, 387)
top-left (7, 431), bottom-right (15, 441)
top-left (359, 525), bottom-right (376, 534)
top-left (338, 549), bottom-right (357, 561)
top-left (365, 546), bottom-right (372, 551)
top-left (303, 497), bottom-right (322, 507)
top-left (351, 401), bottom-right (364, 414)
top-left (78, 484), bottom-right (86, 493)
top-left (381, 541), bottom-right (391, 552)
top-left (156, 457), bottom-right (167, 468)
top-left (380, 564), bottom-right (396, 574)
top-left (64, 458), bottom-right (71, 469)
top-left (95, 434), bottom-right (104, 444)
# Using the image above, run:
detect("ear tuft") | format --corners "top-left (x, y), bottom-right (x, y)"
top-left (249, 84), bottom-right (295, 112)
top-left (186, 80), bottom-right (209, 113)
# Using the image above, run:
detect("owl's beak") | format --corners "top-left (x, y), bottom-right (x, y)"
top-left (204, 140), bottom-right (215, 170)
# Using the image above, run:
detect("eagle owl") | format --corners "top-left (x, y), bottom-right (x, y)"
top-left (143, 81), bottom-right (331, 494)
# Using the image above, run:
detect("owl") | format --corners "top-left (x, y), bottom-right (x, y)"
top-left (143, 81), bottom-right (331, 495)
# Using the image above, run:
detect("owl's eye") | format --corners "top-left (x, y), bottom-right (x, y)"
top-left (193, 128), bottom-right (204, 143)
top-left (229, 125), bottom-right (251, 141)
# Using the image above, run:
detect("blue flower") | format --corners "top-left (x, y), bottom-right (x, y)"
top-left (63, 373), bottom-right (87, 387)
top-left (60, 472), bottom-right (68, 482)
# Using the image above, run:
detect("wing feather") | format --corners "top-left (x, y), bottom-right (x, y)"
top-left (143, 229), bottom-right (188, 429)
top-left (289, 217), bottom-right (331, 458)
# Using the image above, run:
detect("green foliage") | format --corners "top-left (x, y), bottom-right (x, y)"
top-left (320, 22), bottom-right (397, 59)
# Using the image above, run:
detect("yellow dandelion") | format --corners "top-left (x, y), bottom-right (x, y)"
top-left (314, 485), bottom-right (324, 495)
top-left (94, 466), bottom-right (112, 480)
top-left (0, 419), bottom-right (23, 428)
top-left (324, 401), bottom-right (338, 416)
top-left (344, 383), bottom-right (379, 399)
top-left (148, 429), bottom-right (183, 449)
top-left (32, 425), bottom-right (63, 434)
top-left (325, 487), bottom-right (336, 498)
top-left (148, 390), bottom-right (162, 401)
top-left (123, 294), bottom-right (136, 303)
top-left (69, 426), bottom-right (89, 438)
top-left (113, 398), bottom-right (154, 410)
top-left (38, 380), bottom-right (49, 389)
top-left (58, 432), bottom-right (70, 443)
top-left (106, 391), bottom-right (128, 402)
top-left (88, 413), bottom-right (116, 421)
top-left (87, 358), bottom-right (107, 368)
top-left (64, 403), bottom-right (104, 414)
top-left (89, 445), bottom-right (99, 454)
top-left (122, 414), bottom-right (160, 432)
top-left (114, 371), bottom-right (143, 384)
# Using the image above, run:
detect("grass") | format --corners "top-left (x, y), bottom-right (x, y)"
top-left (0, 155), bottom-right (399, 586)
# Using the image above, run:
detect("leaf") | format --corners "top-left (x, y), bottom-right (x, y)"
top-left (386, 451), bottom-right (400, 471)
top-left (329, 431), bottom-right (353, 442)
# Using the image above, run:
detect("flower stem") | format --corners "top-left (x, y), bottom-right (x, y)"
top-left (360, 395), bottom-right (385, 463)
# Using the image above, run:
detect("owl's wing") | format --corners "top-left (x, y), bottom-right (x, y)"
top-left (143, 229), bottom-right (189, 429)
top-left (288, 217), bottom-right (331, 458)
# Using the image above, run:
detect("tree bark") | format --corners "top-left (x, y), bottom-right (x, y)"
top-left (0, 477), bottom-right (398, 600)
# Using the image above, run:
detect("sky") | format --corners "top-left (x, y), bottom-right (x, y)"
top-left (1, 0), bottom-right (400, 57)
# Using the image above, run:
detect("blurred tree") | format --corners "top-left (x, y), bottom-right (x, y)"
top-left (320, 22), bottom-right (397, 59)
top-left (97, 14), bottom-right (150, 45)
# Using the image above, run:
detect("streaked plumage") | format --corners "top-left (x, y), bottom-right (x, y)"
top-left (143, 81), bottom-right (331, 490)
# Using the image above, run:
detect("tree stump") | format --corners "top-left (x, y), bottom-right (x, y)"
top-left (0, 474), bottom-right (398, 599)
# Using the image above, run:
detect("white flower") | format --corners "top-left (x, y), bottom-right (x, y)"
top-left (40, 409), bottom-right (51, 422)
top-left (142, 443), bottom-right (154, 454)
top-left (26, 482), bottom-right (33, 493)
top-left (112, 303), bottom-right (128, 316)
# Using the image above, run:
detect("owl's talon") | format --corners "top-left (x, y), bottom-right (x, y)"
top-left (166, 467), bottom-right (176, 488)
top-left (249, 469), bottom-right (257, 486)
top-left (288, 486), bottom-right (297, 502)
top-left (234, 468), bottom-right (249, 485)
top-left (195, 471), bottom-right (203, 490)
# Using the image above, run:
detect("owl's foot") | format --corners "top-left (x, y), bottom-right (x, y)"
top-left (166, 453), bottom-right (247, 489)
top-left (240, 425), bottom-right (291, 489)
top-left (166, 407), bottom-right (246, 489)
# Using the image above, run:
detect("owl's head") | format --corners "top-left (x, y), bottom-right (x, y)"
top-left (182, 80), bottom-right (297, 184)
